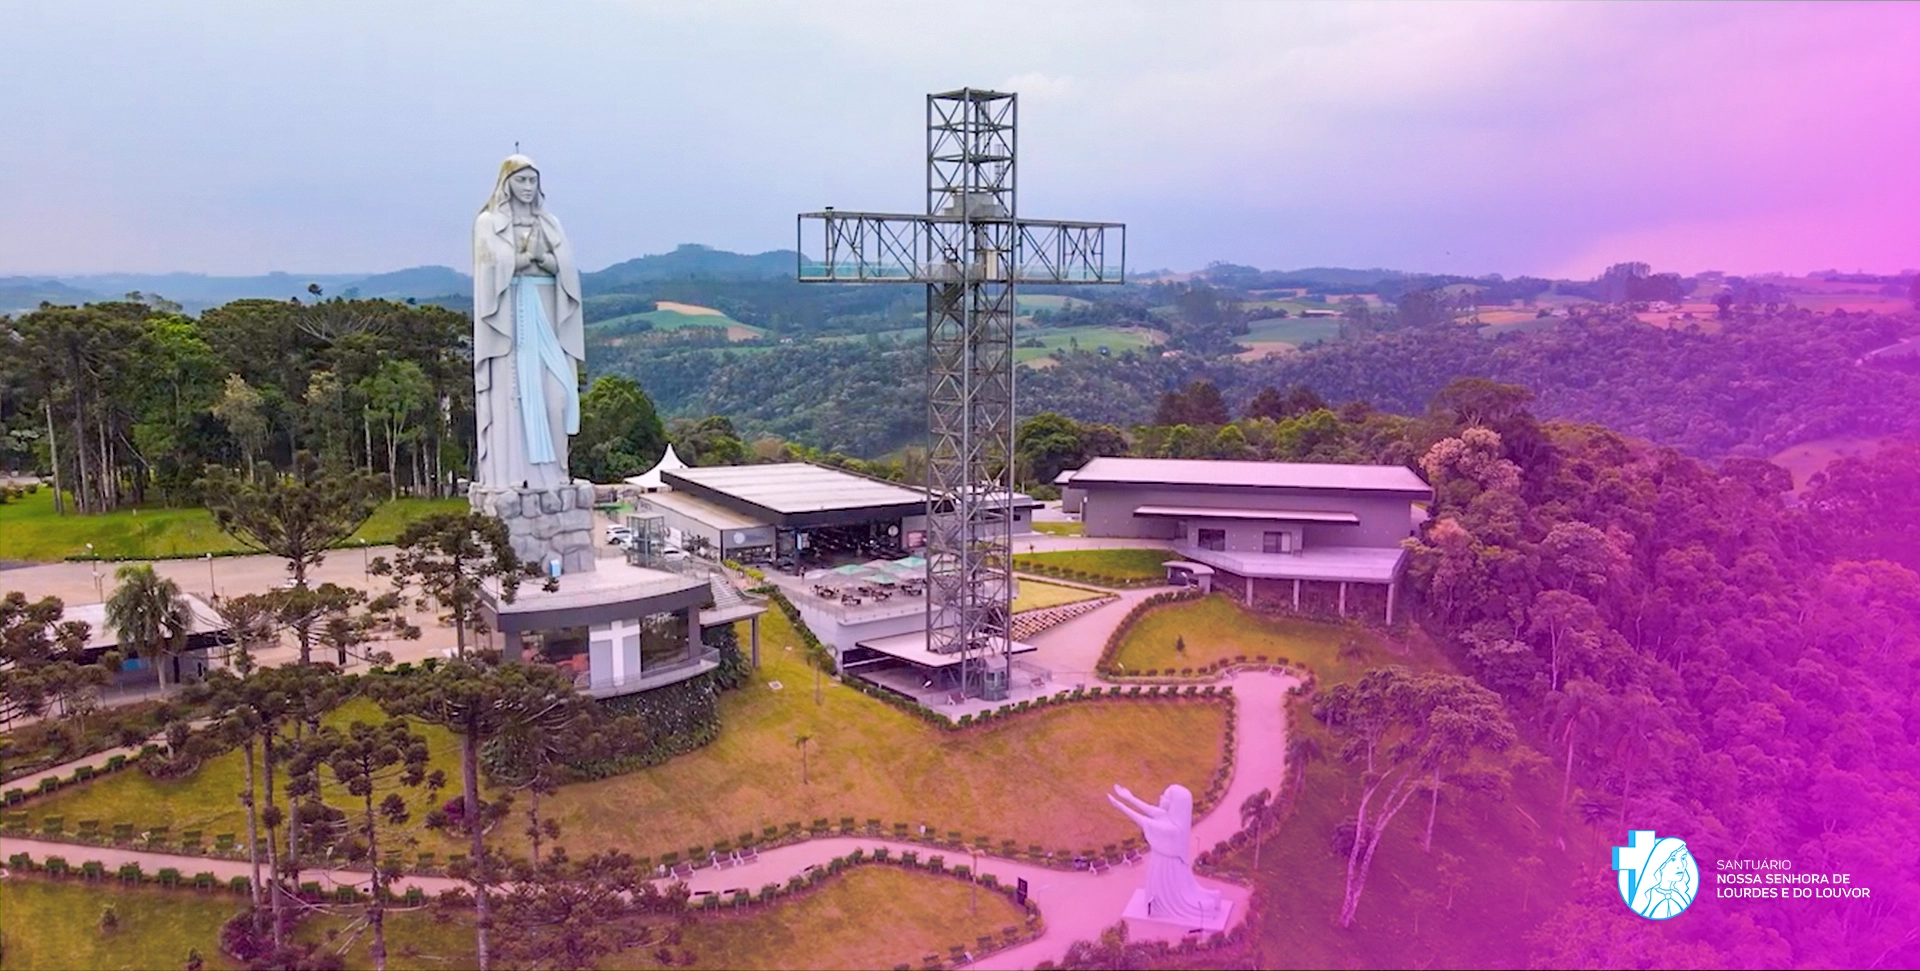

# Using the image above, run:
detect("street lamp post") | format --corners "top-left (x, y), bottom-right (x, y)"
top-left (204, 552), bottom-right (216, 598)
top-left (970, 846), bottom-right (978, 914)
top-left (86, 543), bottom-right (101, 600)
top-left (359, 538), bottom-right (370, 585)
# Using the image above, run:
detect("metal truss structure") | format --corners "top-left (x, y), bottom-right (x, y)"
top-left (798, 89), bottom-right (1124, 698)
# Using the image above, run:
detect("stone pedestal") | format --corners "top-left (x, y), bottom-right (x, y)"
top-left (470, 481), bottom-right (598, 576)
top-left (1120, 888), bottom-right (1234, 943)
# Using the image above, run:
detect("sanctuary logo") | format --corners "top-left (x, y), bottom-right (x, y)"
top-left (1612, 830), bottom-right (1699, 920)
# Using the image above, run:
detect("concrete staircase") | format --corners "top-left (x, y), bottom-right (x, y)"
top-left (708, 570), bottom-right (758, 612)
top-left (1010, 594), bottom-right (1117, 641)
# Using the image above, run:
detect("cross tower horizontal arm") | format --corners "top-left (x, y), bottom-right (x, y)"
top-left (796, 213), bottom-right (1125, 285)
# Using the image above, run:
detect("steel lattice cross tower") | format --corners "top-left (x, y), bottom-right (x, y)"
top-left (798, 88), bottom-right (1124, 698)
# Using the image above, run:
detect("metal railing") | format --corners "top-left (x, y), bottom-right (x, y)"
top-left (581, 647), bottom-right (721, 699)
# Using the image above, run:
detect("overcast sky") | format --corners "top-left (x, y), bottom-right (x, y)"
top-left (3, 1), bottom-right (1915, 279)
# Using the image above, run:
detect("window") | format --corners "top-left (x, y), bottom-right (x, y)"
top-left (1197, 528), bottom-right (1227, 551)
top-left (1263, 531), bottom-right (1294, 554)
top-left (639, 611), bottom-right (692, 672)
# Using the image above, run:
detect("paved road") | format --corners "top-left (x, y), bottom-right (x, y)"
top-left (0, 834), bottom-right (467, 899)
top-left (1016, 535), bottom-right (1178, 554)
top-left (2, 540), bottom-right (611, 679)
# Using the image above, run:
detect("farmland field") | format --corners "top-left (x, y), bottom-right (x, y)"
top-left (1771, 435), bottom-right (1895, 492)
top-left (1014, 324), bottom-right (1164, 367)
top-left (1016, 294), bottom-right (1091, 314)
top-left (591, 303), bottom-right (765, 341)
top-left (1477, 316), bottom-right (1562, 338)
top-left (1235, 317), bottom-right (1343, 359)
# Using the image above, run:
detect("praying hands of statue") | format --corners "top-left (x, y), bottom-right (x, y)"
top-left (517, 225), bottom-right (557, 276)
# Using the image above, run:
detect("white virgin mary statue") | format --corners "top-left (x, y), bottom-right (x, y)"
top-left (473, 155), bottom-right (583, 490)
top-left (1109, 783), bottom-right (1224, 924)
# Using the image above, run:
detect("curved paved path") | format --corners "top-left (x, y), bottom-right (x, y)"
top-left (1, 670), bottom-right (1295, 969)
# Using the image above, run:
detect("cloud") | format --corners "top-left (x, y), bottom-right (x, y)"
top-left (0, 1), bottom-right (1914, 276)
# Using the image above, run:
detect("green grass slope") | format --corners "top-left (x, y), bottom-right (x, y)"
top-left (0, 490), bottom-right (466, 562)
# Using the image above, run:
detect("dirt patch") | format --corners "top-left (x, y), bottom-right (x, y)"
top-left (655, 300), bottom-right (725, 316)
top-left (1235, 342), bottom-right (1300, 361)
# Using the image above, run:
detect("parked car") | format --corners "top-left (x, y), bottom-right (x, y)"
top-left (605, 524), bottom-right (633, 544)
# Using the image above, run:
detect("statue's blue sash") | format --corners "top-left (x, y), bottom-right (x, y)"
top-left (512, 274), bottom-right (579, 465)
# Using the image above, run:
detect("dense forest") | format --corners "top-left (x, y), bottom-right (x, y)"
top-left (7, 253), bottom-right (1916, 508)
top-left (0, 297), bottom-right (472, 511)
top-left (1401, 391), bottom-right (1920, 968)
top-left (602, 304), bottom-right (1920, 461)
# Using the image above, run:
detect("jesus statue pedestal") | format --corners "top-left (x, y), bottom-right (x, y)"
top-left (1121, 888), bottom-right (1235, 942)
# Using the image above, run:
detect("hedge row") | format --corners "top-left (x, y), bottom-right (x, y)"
top-left (1013, 561), bottom-right (1162, 589)
top-left (4, 746), bottom-right (153, 807)
top-left (6, 850), bottom-right (253, 896)
top-left (766, 590), bottom-right (837, 674)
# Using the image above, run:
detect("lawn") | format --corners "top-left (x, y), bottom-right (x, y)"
top-left (25, 698), bottom-right (468, 860)
top-left (613, 866), bottom-right (1027, 970)
top-left (0, 876), bottom-right (243, 970)
top-left (1030, 521), bottom-right (1083, 537)
top-left (529, 610), bottom-right (1228, 861)
top-left (1110, 594), bottom-right (1442, 682)
top-left (1012, 548), bottom-right (1177, 585)
top-left (0, 489), bottom-right (467, 563)
top-left (1010, 578), bottom-right (1105, 613)
top-left (0, 863), bottom-right (1024, 971)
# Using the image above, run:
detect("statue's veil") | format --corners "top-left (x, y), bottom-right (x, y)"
top-left (1629, 838), bottom-right (1688, 912)
top-left (482, 155), bottom-right (545, 216)
top-left (1162, 784), bottom-right (1194, 857)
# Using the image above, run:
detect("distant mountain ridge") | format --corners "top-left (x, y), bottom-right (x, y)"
top-left (0, 269), bottom-right (449, 315)
top-left (0, 244), bottom-right (809, 314)
top-left (587, 244), bottom-right (799, 290)
top-left (4, 245), bottom-right (1430, 316)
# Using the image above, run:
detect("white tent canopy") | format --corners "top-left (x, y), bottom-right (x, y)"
top-left (623, 444), bottom-right (688, 491)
